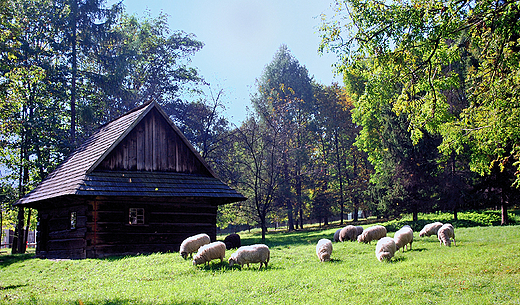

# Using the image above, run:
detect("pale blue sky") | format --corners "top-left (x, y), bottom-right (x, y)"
top-left (121, 0), bottom-right (341, 124)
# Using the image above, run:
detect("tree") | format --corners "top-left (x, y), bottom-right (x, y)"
top-left (311, 83), bottom-right (370, 224)
top-left (51, 0), bottom-right (122, 144)
top-left (320, 0), bottom-right (520, 222)
top-left (233, 115), bottom-right (282, 242)
top-left (84, 12), bottom-right (203, 132)
top-left (252, 44), bottom-right (314, 230)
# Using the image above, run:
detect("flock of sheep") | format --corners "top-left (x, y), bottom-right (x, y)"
top-left (318, 222), bottom-right (456, 262)
top-left (179, 221), bottom-right (456, 268)
top-left (180, 233), bottom-right (270, 269)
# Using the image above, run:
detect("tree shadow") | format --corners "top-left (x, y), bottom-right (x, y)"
top-left (75, 298), bottom-right (218, 305)
top-left (0, 253), bottom-right (36, 268)
top-left (0, 284), bottom-right (28, 290)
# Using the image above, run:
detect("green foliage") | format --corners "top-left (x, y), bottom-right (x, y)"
top-left (320, 0), bottom-right (520, 186)
top-left (382, 210), bottom-right (519, 232)
top-left (0, 225), bottom-right (519, 304)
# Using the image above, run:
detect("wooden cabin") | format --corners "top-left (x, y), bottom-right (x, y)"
top-left (15, 102), bottom-right (245, 259)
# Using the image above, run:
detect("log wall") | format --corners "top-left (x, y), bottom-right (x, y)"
top-left (85, 196), bottom-right (218, 258)
top-left (35, 195), bottom-right (219, 259)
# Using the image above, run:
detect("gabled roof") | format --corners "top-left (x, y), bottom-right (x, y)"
top-left (16, 102), bottom-right (245, 205)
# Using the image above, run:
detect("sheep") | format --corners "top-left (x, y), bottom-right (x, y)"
top-left (223, 233), bottom-right (241, 250)
top-left (228, 244), bottom-right (270, 269)
top-left (437, 223), bottom-right (456, 247)
top-left (339, 225), bottom-right (359, 242)
top-left (355, 226), bottom-right (364, 237)
top-left (333, 228), bottom-right (342, 242)
top-left (179, 233), bottom-right (211, 259)
top-left (192, 241), bottom-right (226, 266)
top-left (419, 222), bottom-right (443, 237)
top-left (375, 237), bottom-right (397, 262)
top-left (316, 239), bottom-right (333, 262)
top-left (393, 225), bottom-right (413, 252)
top-left (357, 225), bottom-right (387, 244)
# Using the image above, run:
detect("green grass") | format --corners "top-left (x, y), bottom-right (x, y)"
top-left (1, 225), bottom-right (519, 304)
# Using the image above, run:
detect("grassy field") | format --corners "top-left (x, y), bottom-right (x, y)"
top-left (0, 221), bottom-right (519, 304)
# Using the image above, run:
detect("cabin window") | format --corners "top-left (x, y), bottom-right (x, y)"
top-left (129, 208), bottom-right (145, 225)
top-left (70, 212), bottom-right (77, 230)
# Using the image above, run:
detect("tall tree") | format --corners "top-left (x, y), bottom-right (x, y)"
top-left (53, 0), bottom-right (122, 144)
top-left (252, 44), bottom-right (314, 230)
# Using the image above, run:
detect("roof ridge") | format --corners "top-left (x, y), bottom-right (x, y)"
top-left (96, 101), bottom-right (154, 130)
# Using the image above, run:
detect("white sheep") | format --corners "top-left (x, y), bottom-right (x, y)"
top-left (437, 223), bottom-right (456, 247)
top-left (393, 225), bottom-right (413, 252)
top-left (339, 225), bottom-right (358, 242)
top-left (357, 225), bottom-right (387, 244)
top-left (316, 239), bottom-right (333, 262)
top-left (228, 244), bottom-right (270, 269)
top-left (192, 241), bottom-right (226, 266)
top-left (419, 222), bottom-right (443, 237)
top-left (180, 233), bottom-right (211, 259)
top-left (375, 237), bottom-right (397, 262)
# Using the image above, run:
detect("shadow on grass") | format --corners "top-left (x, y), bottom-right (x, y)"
top-left (392, 256), bottom-right (408, 263)
top-left (0, 253), bottom-right (36, 268)
top-left (0, 284), bottom-right (28, 290)
top-left (194, 260), bottom-right (279, 272)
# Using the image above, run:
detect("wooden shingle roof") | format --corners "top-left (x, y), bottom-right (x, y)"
top-left (16, 102), bottom-right (245, 206)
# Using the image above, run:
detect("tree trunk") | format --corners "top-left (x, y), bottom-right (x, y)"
top-left (259, 213), bottom-right (267, 242)
top-left (501, 193), bottom-right (508, 225)
top-left (24, 208), bottom-right (32, 249)
top-left (13, 206), bottom-right (25, 254)
top-left (284, 154), bottom-right (294, 231)
top-left (334, 132), bottom-right (345, 225)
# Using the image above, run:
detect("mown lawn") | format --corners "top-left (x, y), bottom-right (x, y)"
top-left (0, 224), bottom-right (519, 304)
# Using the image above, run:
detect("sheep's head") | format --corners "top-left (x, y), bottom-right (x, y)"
top-left (192, 255), bottom-right (205, 266)
top-left (228, 257), bottom-right (237, 267)
top-left (180, 251), bottom-right (188, 259)
top-left (320, 253), bottom-right (331, 262)
top-left (378, 252), bottom-right (393, 262)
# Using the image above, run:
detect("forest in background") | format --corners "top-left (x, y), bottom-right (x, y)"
top-left (1, 0), bottom-right (519, 244)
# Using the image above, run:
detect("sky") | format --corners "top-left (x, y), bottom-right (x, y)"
top-left (120, 0), bottom-right (342, 125)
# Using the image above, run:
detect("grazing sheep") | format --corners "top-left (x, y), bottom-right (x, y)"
top-left (333, 228), bottom-right (342, 242)
top-left (393, 225), bottom-right (413, 252)
top-left (180, 233), bottom-right (211, 259)
top-left (316, 239), bottom-right (333, 262)
top-left (228, 244), bottom-right (270, 269)
top-left (357, 225), bottom-right (387, 244)
top-left (419, 222), bottom-right (443, 237)
top-left (192, 241), bottom-right (226, 266)
top-left (355, 226), bottom-right (364, 237)
top-left (339, 225), bottom-right (359, 242)
top-left (438, 223), bottom-right (456, 247)
top-left (375, 237), bottom-right (397, 262)
top-left (223, 233), bottom-right (241, 250)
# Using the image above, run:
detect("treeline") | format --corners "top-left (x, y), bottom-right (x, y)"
top-left (1, 0), bottom-right (519, 245)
